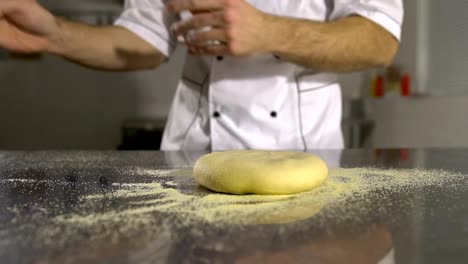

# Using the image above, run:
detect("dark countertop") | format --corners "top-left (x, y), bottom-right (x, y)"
top-left (1, 149), bottom-right (468, 264)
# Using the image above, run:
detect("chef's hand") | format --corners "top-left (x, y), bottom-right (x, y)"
top-left (166, 0), bottom-right (273, 57)
top-left (0, 0), bottom-right (57, 53)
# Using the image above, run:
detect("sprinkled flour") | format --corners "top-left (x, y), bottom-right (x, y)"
top-left (1, 166), bottom-right (467, 260)
top-left (48, 167), bottom-right (466, 227)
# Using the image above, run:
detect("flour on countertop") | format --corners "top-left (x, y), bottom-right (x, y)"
top-left (1, 167), bottom-right (466, 257)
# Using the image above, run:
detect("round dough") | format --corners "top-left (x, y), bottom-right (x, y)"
top-left (193, 150), bottom-right (328, 195)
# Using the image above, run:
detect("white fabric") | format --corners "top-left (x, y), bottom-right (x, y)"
top-left (115, 0), bottom-right (403, 151)
top-left (377, 248), bottom-right (396, 264)
top-left (331, 0), bottom-right (404, 40)
top-left (115, 0), bottom-right (177, 57)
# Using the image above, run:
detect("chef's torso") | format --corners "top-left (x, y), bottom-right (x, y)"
top-left (116, 0), bottom-right (403, 151)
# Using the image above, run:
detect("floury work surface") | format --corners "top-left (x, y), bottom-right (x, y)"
top-left (1, 150), bottom-right (468, 264)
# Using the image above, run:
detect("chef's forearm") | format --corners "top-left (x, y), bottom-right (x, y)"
top-left (47, 18), bottom-right (165, 71)
top-left (263, 15), bottom-right (399, 72)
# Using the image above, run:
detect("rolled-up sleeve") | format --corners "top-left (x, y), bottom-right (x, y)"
top-left (330, 0), bottom-right (404, 41)
top-left (115, 0), bottom-right (177, 57)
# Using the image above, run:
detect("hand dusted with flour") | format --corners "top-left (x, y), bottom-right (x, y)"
top-left (193, 150), bottom-right (329, 195)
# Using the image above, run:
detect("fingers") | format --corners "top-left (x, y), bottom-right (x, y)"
top-left (0, 1), bottom-right (23, 16)
top-left (166, 0), bottom-right (243, 57)
top-left (185, 28), bottom-right (227, 46)
top-left (188, 44), bottom-right (228, 56)
top-left (172, 11), bottom-right (225, 35)
top-left (166, 0), bottom-right (225, 13)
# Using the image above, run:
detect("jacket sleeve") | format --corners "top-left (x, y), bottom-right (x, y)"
top-left (114, 0), bottom-right (177, 57)
top-left (330, 0), bottom-right (404, 41)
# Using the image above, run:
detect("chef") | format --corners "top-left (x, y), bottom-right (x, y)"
top-left (0, 0), bottom-right (403, 151)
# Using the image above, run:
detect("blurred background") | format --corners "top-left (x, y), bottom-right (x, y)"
top-left (0, 0), bottom-right (467, 150)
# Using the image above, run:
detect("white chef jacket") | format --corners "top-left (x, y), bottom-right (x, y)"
top-left (115, 0), bottom-right (403, 151)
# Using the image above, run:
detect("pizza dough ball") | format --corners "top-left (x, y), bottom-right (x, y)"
top-left (193, 150), bottom-right (328, 195)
